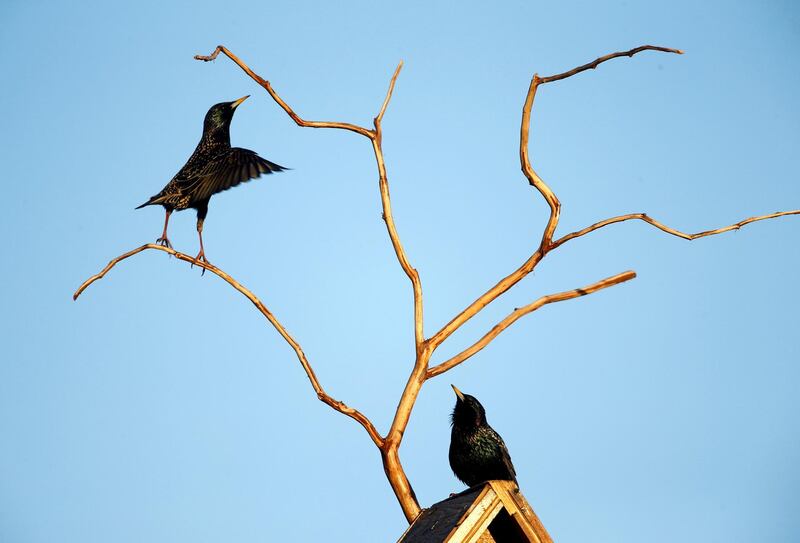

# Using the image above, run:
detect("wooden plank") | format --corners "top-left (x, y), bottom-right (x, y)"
top-left (445, 487), bottom-right (503, 543)
top-left (489, 480), bottom-right (553, 543)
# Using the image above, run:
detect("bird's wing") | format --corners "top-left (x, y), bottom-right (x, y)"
top-left (178, 148), bottom-right (287, 201)
top-left (492, 429), bottom-right (517, 482)
top-left (500, 440), bottom-right (517, 481)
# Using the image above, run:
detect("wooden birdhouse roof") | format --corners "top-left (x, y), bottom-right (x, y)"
top-left (397, 480), bottom-right (552, 543)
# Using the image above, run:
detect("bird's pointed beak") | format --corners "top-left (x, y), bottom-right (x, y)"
top-left (231, 95), bottom-right (250, 109)
top-left (451, 384), bottom-right (465, 401)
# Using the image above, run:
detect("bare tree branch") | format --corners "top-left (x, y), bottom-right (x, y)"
top-left (195, 45), bottom-right (373, 138)
top-left (537, 45), bottom-right (683, 85)
top-left (520, 79), bottom-right (560, 246)
top-left (376, 61), bottom-right (403, 126)
top-left (196, 47), bottom-right (424, 350)
top-left (551, 210), bottom-right (800, 249)
top-left (371, 61), bottom-right (425, 348)
top-left (73, 244), bottom-right (385, 448)
top-left (426, 271), bottom-right (637, 378)
top-left (428, 46), bottom-right (683, 352)
top-left (429, 250), bottom-right (546, 350)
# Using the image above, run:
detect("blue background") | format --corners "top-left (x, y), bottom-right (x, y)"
top-left (1, 1), bottom-right (798, 541)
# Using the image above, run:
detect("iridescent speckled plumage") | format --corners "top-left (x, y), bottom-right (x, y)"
top-left (449, 385), bottom-right (518, 488)
top-left (137, 96), bottom-right (286, 264)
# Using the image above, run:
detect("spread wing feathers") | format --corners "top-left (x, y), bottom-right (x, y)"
top-left (177, 147), bottom-right (287, 202)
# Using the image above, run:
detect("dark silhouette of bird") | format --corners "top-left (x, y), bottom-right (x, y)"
top-left (136, 96), bottom-right (286, 266)
top-left (449, 385), bottom-right (518, 488)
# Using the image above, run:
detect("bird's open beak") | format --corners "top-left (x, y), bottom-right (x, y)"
top-left (451, 384), bottom-right (465, 401)
top-left (231, 95), bottom-right (250, 109)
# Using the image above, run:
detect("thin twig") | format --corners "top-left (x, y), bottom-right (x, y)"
top-left (369, 62), bottom-right (425, 349)
top-left (427, 271), bottom-right (637, 378)
top-left (195, 45), bottom-right (373, 138)
top-left (74, 244), bottom-right (384, 448)
top-left (551, 210), bottom-right (800, 248)
top-left (538, 45), bottom-right (683, 85)
top-left (376, 61), bottom-right (404, 126)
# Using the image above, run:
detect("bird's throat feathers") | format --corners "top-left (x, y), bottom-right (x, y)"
top-left (200, 123), bottom-right (231, 147)
top-left (451, 394), bottom-right (488, 429)
top-left (202, 104), bottom-right (235, 146)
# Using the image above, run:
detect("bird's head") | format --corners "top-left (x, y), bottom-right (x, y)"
top-left (203, 95), bottom-right (250, 134)
top-left (450, 385), bottom-right (488, 428)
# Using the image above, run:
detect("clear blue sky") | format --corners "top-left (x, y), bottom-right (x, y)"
top-left (1, 1), bottom-right (798, 541)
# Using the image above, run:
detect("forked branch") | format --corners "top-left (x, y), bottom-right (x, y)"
top-left (429, 46), bottom-right (684, 351)
top-left (196, 46), bottom-right (424, 350)
top-left (195, 45), bottom-right (373, 138)
top-left (427, 43), bottom-right (796, 381)
top-left (427, 270), bottom-right (637, 378)
top-left (73, 244), bottom-right (384, 448)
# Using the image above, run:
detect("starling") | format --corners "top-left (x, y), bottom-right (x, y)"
top-left (136, 96), bottom-right (287, 264)
top-left (449, 385), bottom-right (518, 488)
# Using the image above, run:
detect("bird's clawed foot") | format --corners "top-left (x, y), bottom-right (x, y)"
top-left (156, 237), bottom-right (173, 249)
top-left (191, 251), bottom-right (210, 275)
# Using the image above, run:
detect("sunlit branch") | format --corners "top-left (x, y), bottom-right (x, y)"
top-left (376, 61), bottom-right (403, 126)
top-left (372, 62), bottom-right (425, 348)
top-left (195, 47), bottom-right (423, 350)
top-left (520, 78), bottom-right (560, 247)
top-left (551, 210), bottom-right (800, 249)
top-left (195, 45), bottom-right (373, 138)
top-left (429, 45), bottom-right (682, 353)
top-left (427, 271), bottom-right (637, 378)
top-left (73, 244), bottom-right (384, 448)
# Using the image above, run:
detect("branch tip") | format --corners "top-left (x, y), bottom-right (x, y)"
top-left (376, 61), bottom-right (404, 125)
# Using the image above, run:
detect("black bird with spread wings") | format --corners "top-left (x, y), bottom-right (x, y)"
top-left (137, 96), bottom-right (286, 264)
top-left (449, 385), bottom-right (518, 488)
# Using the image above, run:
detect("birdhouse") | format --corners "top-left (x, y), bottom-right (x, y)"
top-left (397, 480), bottom-right (553, 543)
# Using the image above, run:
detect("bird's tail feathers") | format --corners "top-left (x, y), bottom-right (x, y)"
top-left (135, 195), bottom-right (166, 209)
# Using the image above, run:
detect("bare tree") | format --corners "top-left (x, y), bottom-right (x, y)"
top-left (74, 45), bottom-right (798, 523)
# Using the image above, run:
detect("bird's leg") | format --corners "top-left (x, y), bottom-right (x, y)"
top-left (191, 201), bottom-right (210, 275)
top-left (156, 209), bottom-right (173, 249)
top-left (192, 217), bottom-right (209, 275)
top-left (196, 225), bottom-right (207, 263)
